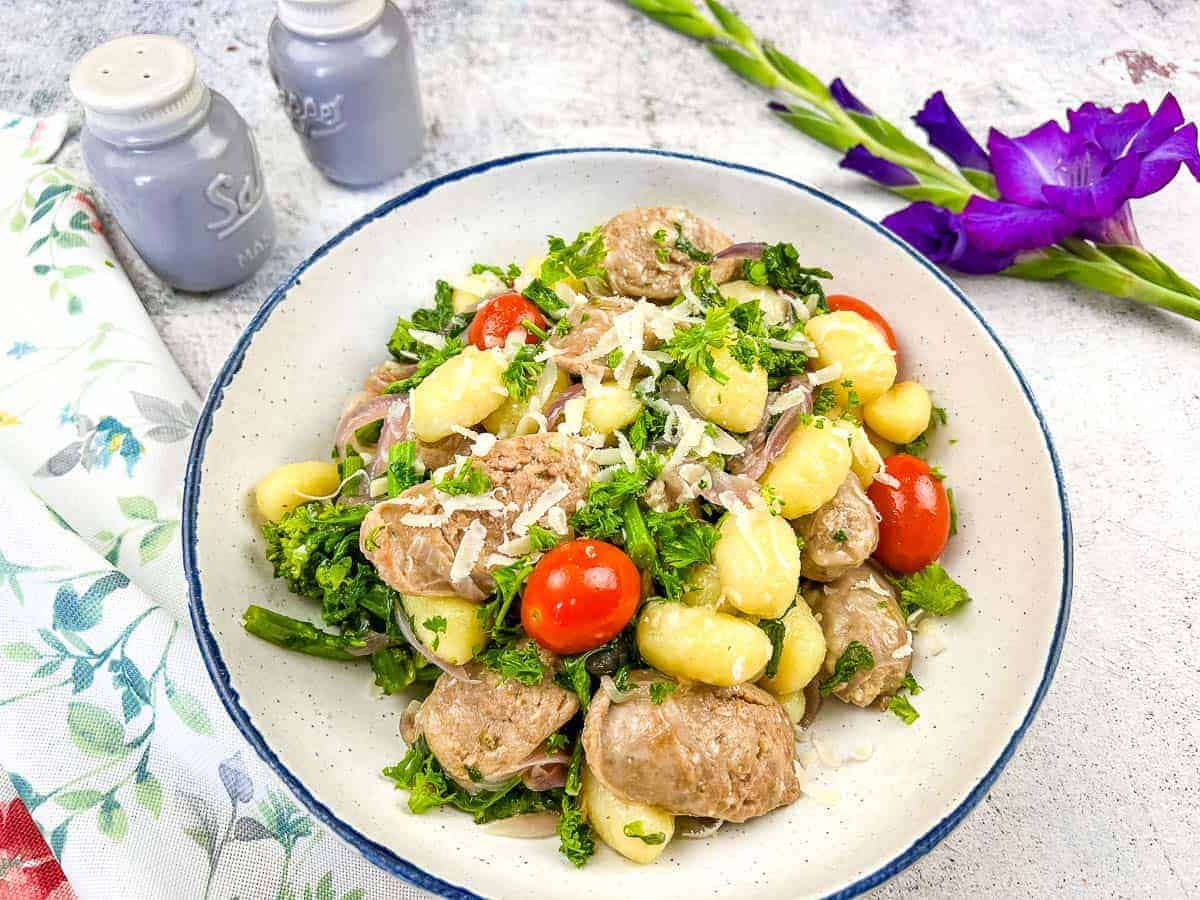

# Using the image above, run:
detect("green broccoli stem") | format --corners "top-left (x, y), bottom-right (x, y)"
top-left (620, 498), bottom-right (657, 572)
top-left (242, 605), bottom-right (367, 660)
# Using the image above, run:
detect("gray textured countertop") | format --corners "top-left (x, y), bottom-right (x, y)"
top-left (3, 0), bottom-right (1198, 896)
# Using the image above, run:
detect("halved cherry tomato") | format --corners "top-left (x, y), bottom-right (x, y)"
top-left (521, 539), bottom-right (641, 655)
top-left (868, 454), bottom-right (950, 575)
top-left (826, 294), bottom-right (899, 362)
top-left (466, 291), bottom-right (548, 349)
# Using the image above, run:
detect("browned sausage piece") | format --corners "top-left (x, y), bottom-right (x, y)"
top-left (544, 297), bottom-right (631, 378)
top-left (361, 432), bottom-right (594, 599)
top-left (602, 207), bottom-right (739, 300)
top-left (582, 674), bottom-right (800, 822)
top-left (798, 475), bottom-right (880, 582)
top-left (413, 652), bottom-right (579, 788)
top-left (816, 564), bottom-right (911, 707)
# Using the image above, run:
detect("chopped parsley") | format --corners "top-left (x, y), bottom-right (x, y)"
top-left (903, 673), bottom-right (923, 695)
top-left (522, 278), bottom-right (567, 317)
top-left (422, 615), bottom-right (447, 650)
top-left (383, 335), bottom-right (465, 394)
top-left (831, 529), bottom-right (849, 544)
top-left (477, 555), bottom-right (537, 646)
top-left (434, 460), bottom-right (492, 496)
top-left (644, 506), bottom-right (720, 600)
top-left (758, 613), bottom-right (788, 679)
top-left (671, 222), bottom-right (713, 262)
top-left (623, 820), bottom-right (668, 844)
top-left (649, 681), bottom-right (677, 705)
top-left (885, 691), bottom-right (920, 725)
top-left (545, 732), bottom-right (569, 752)
top-left (386, 441), bottom-right (423, 497)
top-left (571, 454), bottom-right (663, 541)
top-left (895, 564), bottom-right (971, 616)
top-left (626, 404), bottom-right (667, 453)
top-left (502, 344), bottom-right (544, 401)
top-left (471, 262), bottom-right (521, 286)
top-left (528, 524), bottom-right (562, 553)
top-left (540, 227), bottom-right (607, 287)
top-left (411, 280), bottom-right (467, 337)
top-left (743, 242), bottom-right (831, 306)
top-left (947, 487), bottom-right (959, 536)
top-left (606, 348), bottom-right (625, 369)
top-left (812, 385), bottom-right (838, 416)
top-left (662, 303), bottom-right (732, 382)
top-left (899, 405), bottom-right (947, 458)
top-left (819, 641), bottom-right (875, 696)
top-left (611, 665), bottom-right (633, 692)
top-left (481, 643), bottom-right (547, 685)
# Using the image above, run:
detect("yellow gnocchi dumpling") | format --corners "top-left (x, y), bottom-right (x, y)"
top-left (584, 382), bottom-right (643, 436)
top-left (687, 347), bottom-right (767, 433)
top-left (401, 594), bottom-right (488, 665)
top-left (758, 602), bottom-right (827, 696)
top-left (713, 505), bottom-right (801, 619)
top-left (863, 381), bottom-right (933, 445)
top-left (410, 346), bottom-right (507, 442)
top-left (581, 767), bottom-right (674, 864)
top-left (759, 416), bottom-right (853, 518)
top-left (636, 602), bottom-right (772, 687)
top-left (254, 461), bottom-right (340, 522)
top-left (484, 365), bottom-right (571, 438)
top-left (806, 310), bottom-right (898, 408)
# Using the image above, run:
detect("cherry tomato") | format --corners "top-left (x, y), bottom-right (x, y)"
top-left (826, 294), bottom-right (899, 362)
top-left (868, 454), bottom-right (951, 574)
top-left (521, 539), bottom-right (641, 655)
top-left (466, 292), bottom-right (548, 349)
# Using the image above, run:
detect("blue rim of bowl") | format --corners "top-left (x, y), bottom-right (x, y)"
top-left (183, 146), bottom-right (1073, 900)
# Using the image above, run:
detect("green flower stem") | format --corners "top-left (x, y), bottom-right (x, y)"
top-left (1007, 241), bottom-right (1200, 320)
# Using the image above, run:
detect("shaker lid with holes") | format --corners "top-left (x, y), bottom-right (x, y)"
top-left (276, 0), bottom-right (385, 38)
top-left (70, 35), bottom-right (209, 144)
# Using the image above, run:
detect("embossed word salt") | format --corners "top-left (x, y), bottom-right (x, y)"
top-left (71, 35), bottom-right (276, 292)
top-left (268, 0), bottom-right (424, 186)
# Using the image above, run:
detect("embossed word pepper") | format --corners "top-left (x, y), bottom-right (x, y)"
top-left (71, 35), bottom-right (276, 292)
top-left (268, 0), bottom-right (424, 186)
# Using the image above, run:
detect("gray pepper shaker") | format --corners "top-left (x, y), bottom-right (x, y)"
top-left (268, 0), bottom-right (424, 186)
top-left (71, 35), bottom-right (276, 293)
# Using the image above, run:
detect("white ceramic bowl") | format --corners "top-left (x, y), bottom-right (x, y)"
top-left (184, 148), bottom-right (1071, 899)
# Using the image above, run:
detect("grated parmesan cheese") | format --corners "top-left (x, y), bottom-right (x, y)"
top-left (808, 361), bottom-right (844, 386)
top-left (450, 520), bottom-right (487, 585)
top-left (512, 480), bottom-right (570, 535)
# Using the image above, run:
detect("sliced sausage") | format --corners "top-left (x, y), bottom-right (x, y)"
top-left (798, 475), bottom-right (880, 581)
top-left (815, 564), bottom-right (911, 707)
top-left (582, 674), bottom-right (799, 822)
top-left (412, 650), bottom-right (578, 788)
top-left (545, 297), bottom-right (631, 378)
top-left (361, 432), bottom-right (594, 599)
top-left (602, 207), bottom-right (739, 300)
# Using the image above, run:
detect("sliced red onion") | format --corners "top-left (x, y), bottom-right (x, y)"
top-left (393, 602), bottom-right (477, 682)
top-left (369, 396), bottom-right (413, 477)
top-left (364, 360), bottom-right (418, 395)
top-left (343, 629), bottom-right (398, 657)
top-left (697, 468), bottom-right (762, 509)
top-left (521, 763), bottom-right (568, 792)
top-left (729, 378), bottom-right (811, 480)
top-left (544, 383), bottom-right (585, 429)
top-left (801, 678), bottom-right (823, 730)
top-left (713, 241), bottom-right (766, 261)
top-left (400, 699), bottom-right (422, 744)
top-left (489, 750), bottom-right (572, 781)
top-left (484, 811), bottom-right (560, 839)
top-left (334, 393), bottom-right (399, 456)
top-left (599, 674), bottom-right (643, 704)
top-left (678, 817), bottom-right (724, 839)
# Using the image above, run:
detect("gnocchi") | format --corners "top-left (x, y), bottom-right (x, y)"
top-left (484, 365), bottom-right (570, 438)
top-left (863, 380), bottom-right (933, 445)
top-left (401, 594), bottom-right (488, 665)
top-left (584, 382), bottom-right (643, 436)
top-left (759, 601), bottom-right (827, 696)
top-left (448, 270), bottom-right (506, 314)
top-left (581, 766), bottom-right (674, 864)
top-left (832, 419), bottom-right (884, 488)
top-left (410, 346), bottom-right (508, 442)
top-left (720, 280), bottom-right (790, 325)
top-left (681, 562), bottom-right (722, 608)
top-left (759, 416), bottom-right (853, 518)
top-left (713, 505), bottom-right (801, 619)
top-left (254, 461), bottom-right (340, 522)
top-left (777, 690), bottom-right (807, 725)
top-left (806, 310), bottom-right (897, 408)
top-left (636, 601), bottom-right (773, 687)
top-left (687, 347), bottom-right (767, 433)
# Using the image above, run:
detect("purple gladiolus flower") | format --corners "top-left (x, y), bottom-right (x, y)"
top-left (882, 202), bottom-right (1014, 274)
top-left (840, 145), bottom-right (918, 188)
top-left (830, 78), bottom-right (872, 116)
top-left (913, 91), bottom-right (991, 172)
top-left (978, 93), bottom-right (1200, 253)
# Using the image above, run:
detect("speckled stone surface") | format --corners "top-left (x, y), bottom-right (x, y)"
top-left (2, 0), bottom-right (1198, 896)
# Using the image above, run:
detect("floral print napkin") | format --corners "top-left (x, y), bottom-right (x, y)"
top-left (0, 113), bottom-right (429, 900)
